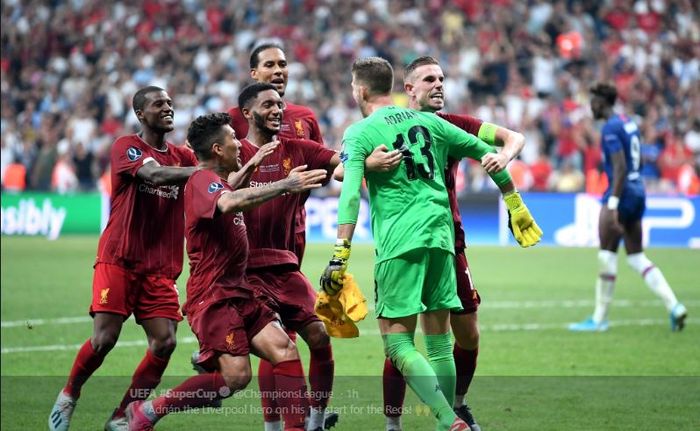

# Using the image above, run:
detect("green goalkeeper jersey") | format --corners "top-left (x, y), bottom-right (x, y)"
top-left (338, 105), bottom-right (511, 263)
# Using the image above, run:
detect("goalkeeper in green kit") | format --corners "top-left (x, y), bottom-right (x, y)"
top-left (320, 57), bottom-right (542, 431)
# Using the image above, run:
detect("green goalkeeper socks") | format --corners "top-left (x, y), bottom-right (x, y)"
top-left (383, 333), bottom-right (456, 430)
top-left (424, 333), bottom-right (456, 408)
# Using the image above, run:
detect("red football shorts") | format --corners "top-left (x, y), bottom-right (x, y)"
top-left (246, 268), bottom-right (320, 333)
top-left (188, 297), bottom-right (279, 369)
top-left (452, 251), bottom-right (481, 314)
top-left (90, 263), bottom-right (183, 323)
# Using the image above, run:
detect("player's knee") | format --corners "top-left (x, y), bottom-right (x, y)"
top-left (627, 252), bottom-right (653, 275)
top-left (149, 334), bottom-right (177, 358)
top-left (91, 332), bottom-right (118, 355)
top-left (280, 338), bottom-right (300, 362)
top-left (222, 369), bottom-right (252, 392)
top-left (266, 338), bottom-right (300, 365)
top-left (305, 327), bottom-right (330, 350)
top-left (598, 250), bottom-right (618, 275)
top-left (455, 326), bottom-right (479, 350)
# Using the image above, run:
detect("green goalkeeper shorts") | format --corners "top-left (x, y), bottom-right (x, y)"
top-left (374, 247), bottom-right (462, 319)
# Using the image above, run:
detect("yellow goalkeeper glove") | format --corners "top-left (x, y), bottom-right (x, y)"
top-left (320, 239), bottom-right (351, 295)
top-left (504, 191), bottom-right (543, 247)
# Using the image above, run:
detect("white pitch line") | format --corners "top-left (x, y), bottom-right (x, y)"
top-left (4, 299), bottom-right (698, 329)
top-left (1, 336), bottom-right (197, 355)
top-left (1, 316), bottom-right (92, 328)
top-left (1, 318), bottom-right (692, 355)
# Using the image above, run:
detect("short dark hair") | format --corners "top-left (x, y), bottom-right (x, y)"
top-left (590, 82), bottom-right (617, 106)
top-left (132, 86), bottom-right (165, 113)
top-left (404, 56), bottom-right (440, 82)
top-left (351, 57), bottom-right (394, 96)
top-left (186, 112), bottom-right (232, 161)
top-left (250, 42), bottom-right (284, 69)
top-left (238, 82), bottom-right (278, 110)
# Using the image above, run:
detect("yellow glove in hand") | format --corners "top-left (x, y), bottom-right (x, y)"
top-left (315, 273), bottom-right (367, 338)
top-left (320, 239), bottom-right (351, 295)
top-left (504, 191), bottom-right (543, 247)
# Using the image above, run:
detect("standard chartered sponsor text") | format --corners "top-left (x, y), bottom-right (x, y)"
top-left (138, 183), bottom-right (179, 199)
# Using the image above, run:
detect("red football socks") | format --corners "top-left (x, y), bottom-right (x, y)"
top-left (308, 345), bottom-right (334, 410)
top-left (383, 357), bottom-right (406, 417)
top-left (151, 372), bottom-right (227, 417)
top-left (259, 359), bottom-right (281, 422)
top-left (63, 339), bottom-right (106, 398)
top-left (114, 349), bottom-right (170, 417)
top-left (272, 359), bottom-right (308, 430)
top-left (454, 345), bottom-right (478, 396)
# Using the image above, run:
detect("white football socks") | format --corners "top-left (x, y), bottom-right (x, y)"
top-left (263, 420), bottom-right (282, 431)
top-left (592, 250), bottom-right (617, 323)
top-left (627, 253), bottom-right (679, 312)
top-left (307, 407), bottom-right (324, 430)
top-left (385, 414), bottom-right (402, 430)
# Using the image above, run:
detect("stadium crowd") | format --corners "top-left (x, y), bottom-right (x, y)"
top-left (1, 0), bottom-right (699, 195)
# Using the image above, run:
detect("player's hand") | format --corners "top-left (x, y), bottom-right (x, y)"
top-left (481, 152), bottom-right (509, 173)
top-left (250, 138), bottom-right (280, 167)
top-left (365, 145), bottom-right (402, 173)
top-left (320, 239), bottom-right (351, 295)
top-left (504, 191), bottom-right (543, 247)
top-left (284, 165), bottom-right (328, 193)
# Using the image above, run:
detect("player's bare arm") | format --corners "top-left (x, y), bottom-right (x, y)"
top-left (365, 144), bottom-right (402, 172)
top-left (333, 145), bottom-right (401, 181)
top-left (227, 140), bottom-right (280, 189)
top-left (136, 159), bottom-right (197, 185)
top-left (337, 223), bottom-right (356, 243)
top-left (325, 153), bottom-right (343, 174)
top-left (605, 150), bottom-right (627, 233)
top-left (480, 124), bottom-right (525, 173)
top-left (216, 165), bottom-right (327, 213)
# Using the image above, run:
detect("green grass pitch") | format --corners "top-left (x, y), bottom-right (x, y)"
top-left (1, 236), bottom-right (699, 430)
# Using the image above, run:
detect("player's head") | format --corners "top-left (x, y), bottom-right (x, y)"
top-left (590, 82), bottom-right (617, 120)
top-left (238, 82), bottom-right (284, 136)
top-left (351, 57), bottom-right (394, 117)
top-left (132, 86), bottom-right (174, 133)
top-left (404, 56), bottom-right (444, 112)
top-left (250, 43), bottom-right (288, 97)
top-left (187, 112), bottom-right (241, 171)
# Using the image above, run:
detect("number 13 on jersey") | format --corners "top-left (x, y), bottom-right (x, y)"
top-left (391, 125), bottom-right (435, 180)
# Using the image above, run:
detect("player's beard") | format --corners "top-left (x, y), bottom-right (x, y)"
top-left (253, 112), bottom-right (280, 137)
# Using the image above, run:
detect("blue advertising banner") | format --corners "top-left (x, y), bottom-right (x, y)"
top-left (4, 193), bottom-right (697, 247)
top-left (508, 193), bottom-right (700, 248)
top-left (305, 194), bottom-right (700, 248)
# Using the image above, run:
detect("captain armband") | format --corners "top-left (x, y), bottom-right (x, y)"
top-left (477, 122), bottom-right (498, 145)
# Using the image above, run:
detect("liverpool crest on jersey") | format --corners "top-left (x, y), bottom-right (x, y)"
top-left (282, 158), bottom-right (292, 175)
top-left (294, 120), bottom-right (305, 137)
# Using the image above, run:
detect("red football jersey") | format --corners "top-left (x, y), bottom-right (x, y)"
top-left (438, 112), bottom-right (483, 250)
top-left (228, 101), bottom-right (325, 235)
top-left (95, 135), bottom-right (197, 278)
top-left (239, 136), bottom-right (335, 269)
top-left (182, 170), bottom-right (251, 316)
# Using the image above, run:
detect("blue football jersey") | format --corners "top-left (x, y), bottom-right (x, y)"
top-left (601, 114), bottom-right (644, 194)
top-left (601, 114), bottom-right (646, 221)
